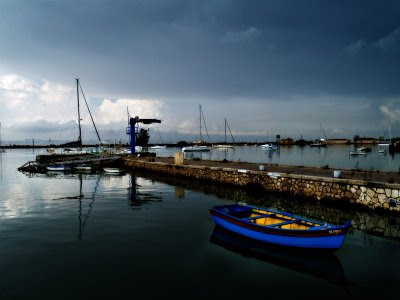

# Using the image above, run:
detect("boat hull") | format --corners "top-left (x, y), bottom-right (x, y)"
top-left (103, 168), bottom-right (124, 173)
top-left (349, 151), bottom-right (367, 156)
top-left (210, 205), bottom-right (350, 250)
top-left (46, 164), bottom-right (71, 171)
top-left (182, 146), bottom-right (211, 152)
top-left (212, 145), bottom-right (235, 149)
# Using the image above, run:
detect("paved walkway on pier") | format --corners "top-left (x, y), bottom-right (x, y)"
top-left (136, 157), bottom-right (400, 184)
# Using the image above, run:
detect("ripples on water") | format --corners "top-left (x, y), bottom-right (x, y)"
top-left (1, 150), bottom-right (400, 298)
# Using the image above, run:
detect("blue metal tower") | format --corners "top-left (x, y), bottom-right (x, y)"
top-left (127, 116), bottom-right (161, 154)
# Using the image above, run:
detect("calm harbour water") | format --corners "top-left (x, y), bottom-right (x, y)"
top-left (153, 144), bottom-right (400, 172)
top-left (1, 149), bottom-right (400, 298)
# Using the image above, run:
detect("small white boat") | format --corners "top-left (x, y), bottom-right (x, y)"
top-left (378, 148), bottom-right (386, 154)
top-left (103, 167), bottom-right (125, 173)
top-left (212, 144), bottom-right (235, 149)
top-left (261, 143), bottom-right (277, 150)
top-left (46, 164), bottom-right (70, 171)
top-left (74, 164), bottom-right (92, 171)
top-left (182, 146), bottom-right (211, 152)
top-left (310, 142), bottom-right (326, 147)
top-left (349, 151), bottom-right (367, 156)
top-left (149, 145), bottom-right (167, 150)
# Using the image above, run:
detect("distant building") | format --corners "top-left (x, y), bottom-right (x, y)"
top-left (354, 137), bottom-right (379, 144)
top-left (325, 139), bottom-right (350, 145)
top-left (278, 138), bottom-right (295, 145)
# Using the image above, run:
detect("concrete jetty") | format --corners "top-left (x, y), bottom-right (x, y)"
top-left (124, 156), bottom-right (400, 213)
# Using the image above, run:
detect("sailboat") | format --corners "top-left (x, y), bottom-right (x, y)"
top-left (182, 105), bottom-right (211, 152)
top-left (47, 78), bottom-right (102, 155)
top-left (0, 122), bottom-right (5, 153)
top-left (310, 123), bottom-right (327, 147)
top-left (261, 129), bottom-right (278, 150)
top-left (212, 118), bottom-right (235, 149)
top-left (149, 127), bottom-right (167, 150)
top-left (378, 124), bottom-right (392, 147)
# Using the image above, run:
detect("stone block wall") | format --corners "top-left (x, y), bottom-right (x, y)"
top-left (124, 159), bottom-right (400, 213)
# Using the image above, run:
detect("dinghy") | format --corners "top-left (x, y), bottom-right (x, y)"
top-left (209, 204), bottom-right (351, 250)
top-left (74, 164), bottom-right (92, 171)
top-left (103, 167), bottom-right (124, 173)
top-left (46, 164), bottom-right (70, 171)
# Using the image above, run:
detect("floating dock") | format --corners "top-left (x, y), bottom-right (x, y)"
top-left (18, 155), bottom-right (123, 173)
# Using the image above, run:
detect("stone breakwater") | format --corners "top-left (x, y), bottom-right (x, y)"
top-left (135, 170), bottom-right (400, 240)
top-left (124, 158), bottom-right (400, 213)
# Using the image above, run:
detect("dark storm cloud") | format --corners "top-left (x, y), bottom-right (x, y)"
top-left (1, 0), bottom-right (400, 140)
top-left (1, 0), bottom-right (399, 100)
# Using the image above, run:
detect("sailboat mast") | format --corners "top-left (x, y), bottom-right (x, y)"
top-left (157, 127), bottom-right (164, 144)
top-left (320, 123), bottom-right (327, 140)
top-left (226, 118), bottom-right (235, 144)
top-left (199, 105), bottom-right (202, 142)
top-left (76, 78), bottom-right (82, 146)
top-left (78, 81), bottom-right (102, 145)
top-left (224, 118), bottom-right (227, 144)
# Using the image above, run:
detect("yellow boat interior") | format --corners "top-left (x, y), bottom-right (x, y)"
top-left (246, 208), bottom-right (320, 230)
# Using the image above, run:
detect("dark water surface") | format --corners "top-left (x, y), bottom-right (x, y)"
top-left (1, 150), bottom-right (400, 299)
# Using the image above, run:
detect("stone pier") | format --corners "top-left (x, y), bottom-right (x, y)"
top-left (124, 157), bottom-right (400, 213)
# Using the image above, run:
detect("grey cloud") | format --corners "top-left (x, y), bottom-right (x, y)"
top-left (343, 39), bottom-right (366, 56)
top-left (221, 27), bottom-right (262, 44)
top-left (374, 28), bottom-right (400, 50)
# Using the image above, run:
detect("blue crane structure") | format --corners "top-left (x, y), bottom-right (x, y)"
top-left (127, 116), bottom-right (161, 154)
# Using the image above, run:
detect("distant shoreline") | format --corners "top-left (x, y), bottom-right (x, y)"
top-left (0, 141), bottom-right (393, 149)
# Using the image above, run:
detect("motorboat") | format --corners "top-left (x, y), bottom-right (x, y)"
top-left (261, 143), bottom-right (277, 150)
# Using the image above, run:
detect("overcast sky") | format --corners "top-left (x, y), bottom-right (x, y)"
top-left (1, 0), bottom-right (400, 144)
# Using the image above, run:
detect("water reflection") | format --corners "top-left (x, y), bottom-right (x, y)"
top-left (174, 186), bottom-right (185, 199)
top-left (127, 174), bottom-right (162, 208)
top-left (78, 174), bottom-right (99, 240)
top-left (134, 170), bottom-right (400, 242)
top-left (210, 226), bottom-right (348, 289)
top-left (52, 173), bottom-right (100, 240)
top-left (0, 153), bottom-right (3, 181)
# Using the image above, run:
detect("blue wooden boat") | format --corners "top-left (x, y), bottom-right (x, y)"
top-left (209, 204), bottom-right (351, 250)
